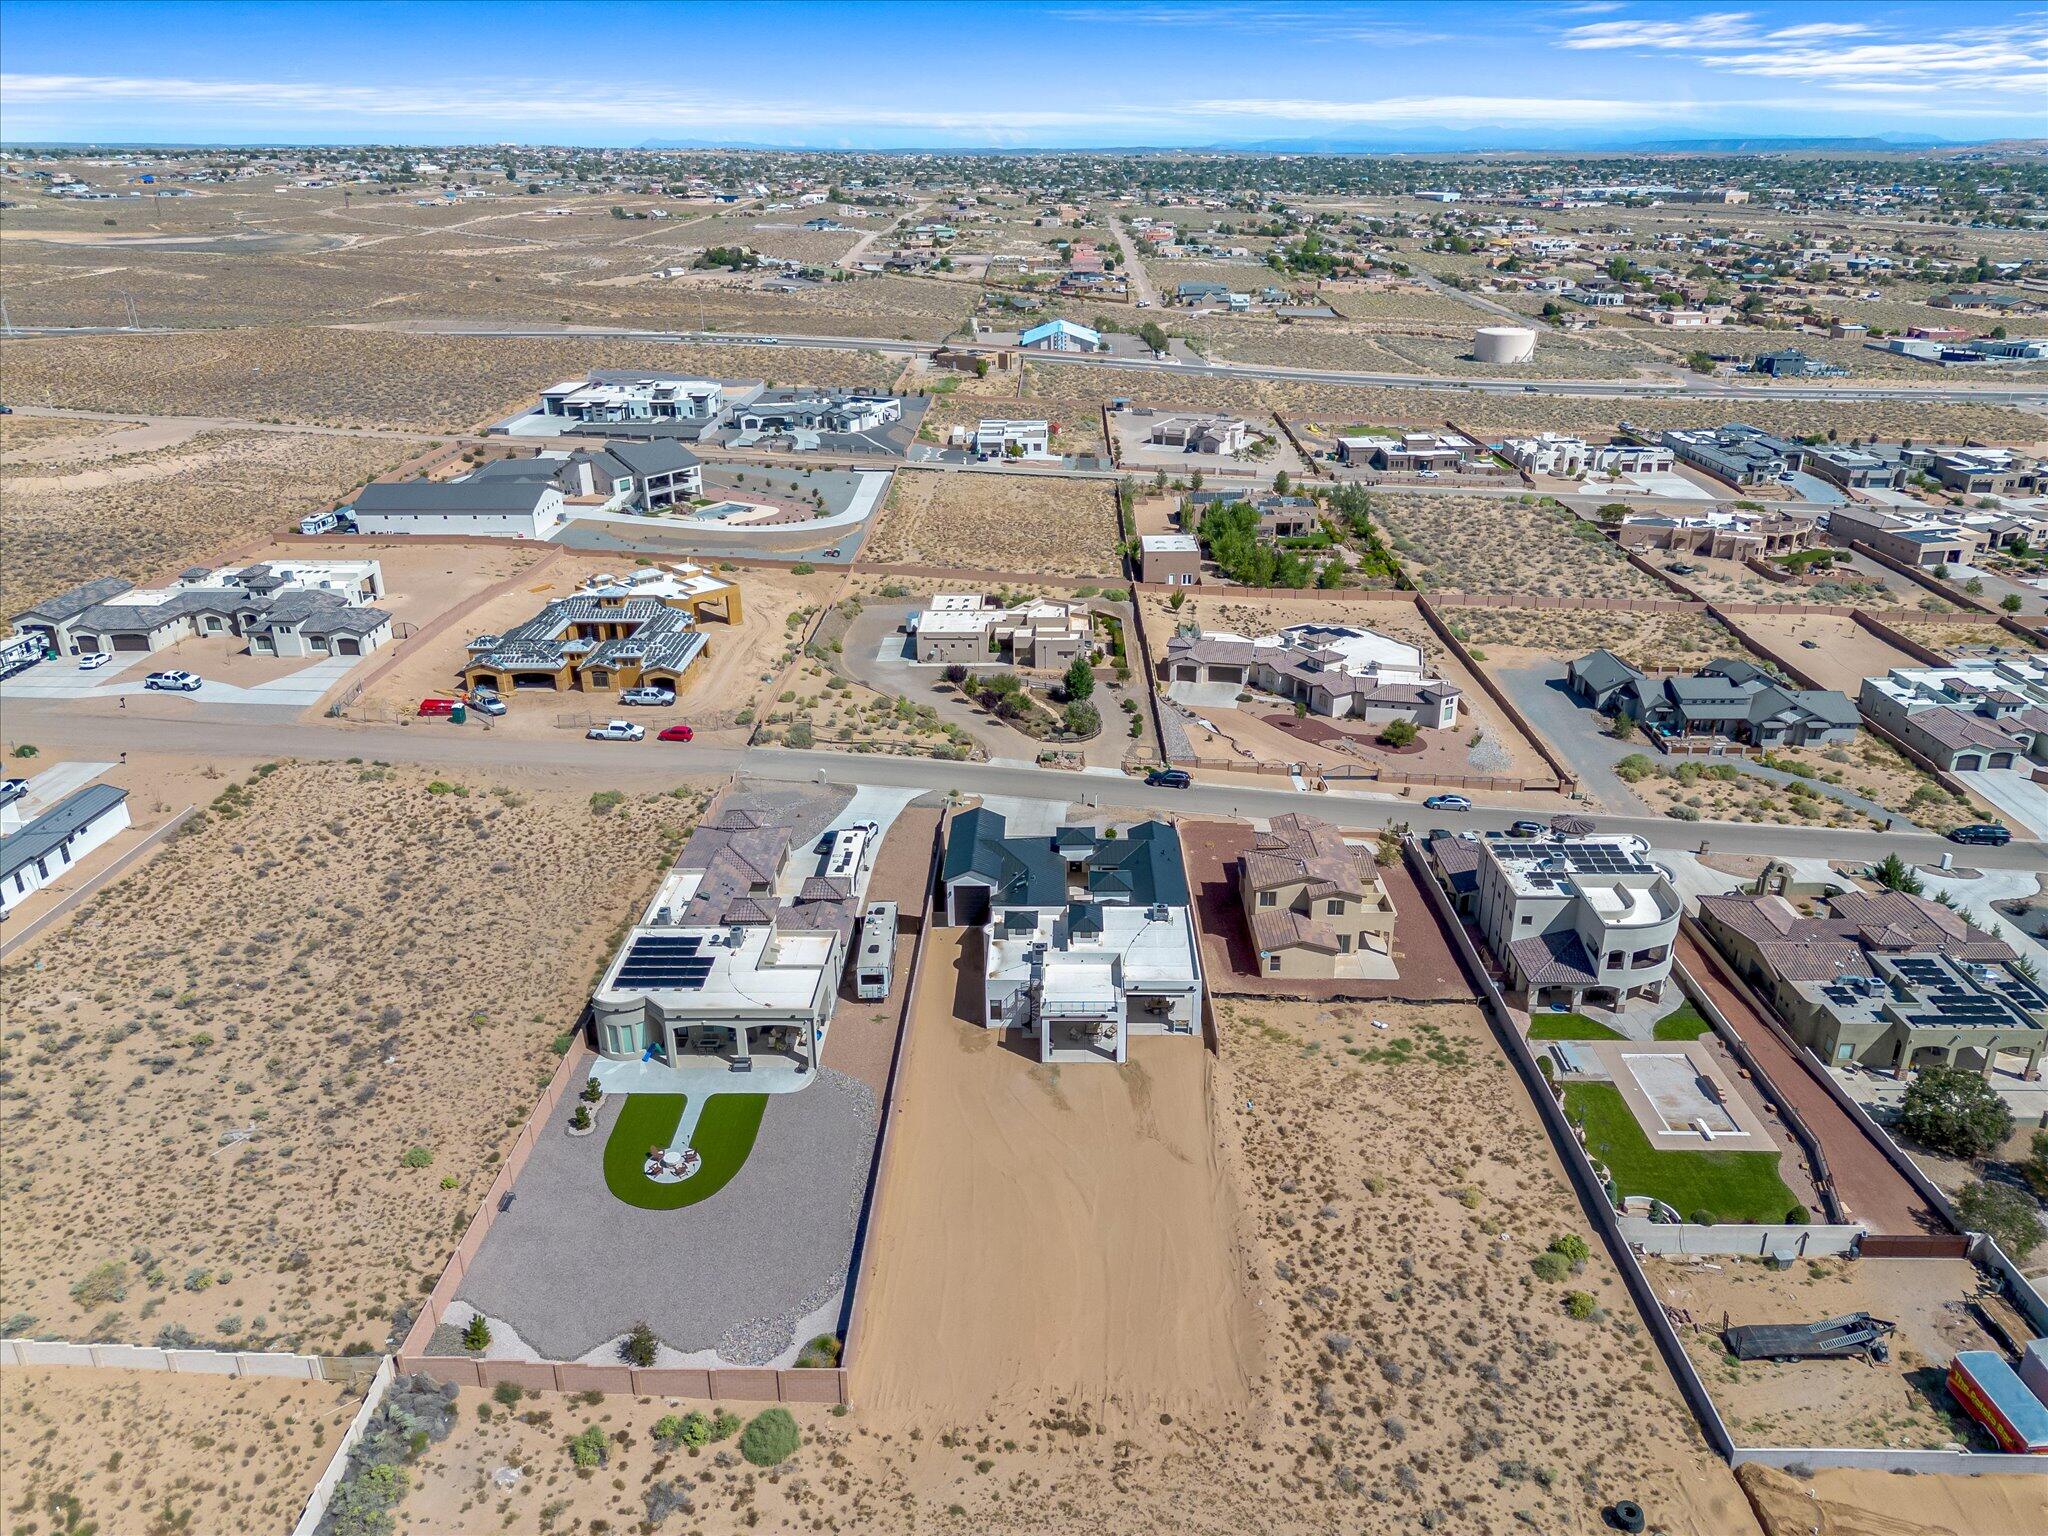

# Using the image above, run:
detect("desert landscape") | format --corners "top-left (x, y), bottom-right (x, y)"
top-left (860, 467), bottom-right (1123, 576)
top-left (1373, 491), bottom-right (1674, 599)
top-left (0, 761), bottom-right (711, 1353)
top-left (0, 1363), bottom-right (365, 1534)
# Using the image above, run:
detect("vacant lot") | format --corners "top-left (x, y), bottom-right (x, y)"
top-left (0, 425), bottom-right (419, 610)
top-left (0, 329), bottom-right (902, 431)
top-left (0, 762), bottom-right (708, 1353)
top-left (1720, 610), bottom-right (1918, 693)
top-left (0, 1364), bottom-right (361, 1534)
top-left (1621, 735), bottom-right (1976, 835)
top-left (1374, 492), bottom-right (1670, 598)
top-left (1441, 605), bottom-right (1737, 672)
top-left (1653, 1255), bottom-right (2003, 1450)
top-left (1659, 553), bottom-right (1928, 611)
top-left (861, 469), bottom-right (1122, 576)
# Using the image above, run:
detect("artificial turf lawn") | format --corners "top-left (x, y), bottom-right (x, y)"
top-left (1526, 1012), bottom-right (1625, 1042)
top-left (1652, 1002), bottom-right (1712, 1041)
top-left (603, 1092), bottom-right (768, 1210)
top-left (1562, 1081), bottom-right (1801, 1225)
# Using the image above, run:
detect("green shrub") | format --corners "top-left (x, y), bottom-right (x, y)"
top-left (589, 789), bottom-right (626, 815)
top-left (1563, 1290), bottom-right (1598, 1321)
top-left (1613, 753), bottom-right (1653, 784)
top-left (738, 1407), bottom-right (801, 1467)
top-left (621, 1320), bottom-right (658, 1368)
top-left (462, 1313), bottom-right (492, 1352)
top-left (400, 1146), bottom-right (435, 1169)
top-left (69, 1262), bottom-right (128, 1308)
top-left (566, 1425), bottom-right (609, 1469)
top-left (492, 1382), bottom-right (524, 1408)
top-left (795, 1333), bottom-right (843, 1369)
top-left (1530, 1250), bottom-right (1571, 1282)
top-left (1548, 1234), bottom-right (1590, 1267)
top-left (709, 1409), bottom-right (742, 1442)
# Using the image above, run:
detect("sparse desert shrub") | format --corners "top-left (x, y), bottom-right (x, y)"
top-left (566, 1424), bottom-right (609, 1469)
top-left (708, 1409), bottom-right (742, 1442)
top-left (795, 1333), bottom-right (843, 1368)
top-left (68, 1262), bottom-right (127, 1308)
top-left (399, 1146), bottom-right (434, 1169)
top-left (1562, 1290), bottom-right (1598, 1321)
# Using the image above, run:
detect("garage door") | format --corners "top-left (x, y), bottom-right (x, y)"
top-left (337, 638), bottom-right (360, 656)
top-left (950, 883), bottom-right (990, 928)
top-left (111, 633), bottom-right (150, 652)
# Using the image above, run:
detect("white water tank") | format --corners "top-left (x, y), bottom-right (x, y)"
top-left (1474, 325), bottom-right (1537, 365)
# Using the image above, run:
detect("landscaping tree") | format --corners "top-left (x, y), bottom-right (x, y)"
top-left (621, 1319), bottom-right (659, 1368)
top-left (1871, 852), bottom-right (1923, 895)
top-left (1898, 1065), bottom-right (2013, 1160)
top-left (1956, 1180), bottom-right (2044, 1261)
top-left (1063, 655), bottom-right (1095, 702)
top-left (1063, 700), bottom-right (1101, 738)
top-left (461, 1313), bottom-right (491, 1353)
top-left (2025, 1130), bottom-right (2048, 1197)
top-left (1378, 717), bottom-right (1419, 749)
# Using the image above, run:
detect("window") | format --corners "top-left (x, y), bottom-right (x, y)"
top-left (1327, 900), bottom-right (1344, 915)
top-left (1604, 952), bottom-right (1622, 970)
top-left (1518, 915), bottom-right (1533, 928)
top-left (1267, 954), bottom-right (1281, 972)
top-left (1337, 935), bottom-right (1351, 953)
top-left (1257, 890), bottom-right (1276, 907)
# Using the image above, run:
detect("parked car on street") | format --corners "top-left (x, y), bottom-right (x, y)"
top-left (657, 724), bottom-right (695, 743)
top-left (1947, 823), bottom-right (2012, 847)
top-left (143, 670), bottom-right (201, 692)
top-left (1505, 819), bottom-right (1547, 837)
top-left (78, 652), bottom-right (111, 671)
top-left (1145, 767), bottom-right (1192, 789)
top-left (1424, 794), bottom-right (1472, 811)
top-left (587, 720), bottom-right (645, 742)
top-left (620, 685), bottom-right (676, 707)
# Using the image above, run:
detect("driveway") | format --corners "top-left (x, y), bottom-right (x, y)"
top-left (1, 652), bottom-right (362, 711)
top-left (1493, 663), bottom-right (1651, 813)
top-left (1957, 767), bottom-right (2048, 839)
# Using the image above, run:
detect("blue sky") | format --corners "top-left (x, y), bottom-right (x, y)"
top-left (1, 1), bottom-right (2043, 148)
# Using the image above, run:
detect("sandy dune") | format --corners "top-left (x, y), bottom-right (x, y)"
top-left (852, 928), bottom-right (1262, 1416)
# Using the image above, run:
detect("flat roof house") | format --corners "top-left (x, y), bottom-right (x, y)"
top-left (1824, 505), bottom-right (1979, 569)
top-left (1336, 431), bottom-right (1487, 475)
top-left (1660, 424), bottom-right (1796, 487)
top-left (590, 804), bottom-right (859, 1076)
top-left (907, 594), bottom-right (1090, 669)
top-left (1147, 413), bottom-right (1255, 456)
top-left (352, 478), bottom-right (566, 539)
top-left (1240, 814), bottom-right (1395, 979)
top-left (1467, 833), bottom-right (1680, 1011)
top-left (1699, 889), bottom-right (2044, 1077)
top-left (1139, 533), bottom-right (1202, 586)
top-left (1183, 488), bottom-right (1320, 541)
top-left (968, 418), bottom-right (1053, 460)
top-left (1164, 623), bottom-right (1460, 729)
top-left (941, 809), bottom-right (1202, 1064)
top-left (539, 372), bottom-right (725, 424)
top-left (0, 783), bottom-right (130, 915)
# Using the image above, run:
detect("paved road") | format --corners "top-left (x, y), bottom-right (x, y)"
top-left (24, 321), bottom-right (2033, 407)
top-left (1678, 933), bottom-right (1944, 1237)
top-left (10, 700), bottom-right (2042, 870)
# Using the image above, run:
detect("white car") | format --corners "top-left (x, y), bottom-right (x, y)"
top-left (469, 693), bottom-right (507, 717)
top-left (78, 652), bottom-right (111, 671)
top-left (619, 685), bottom-right (676, 707)
top-left (586, 720), bottom-right (645, 742)
top-left (143, 670), bottom-right (202, 692)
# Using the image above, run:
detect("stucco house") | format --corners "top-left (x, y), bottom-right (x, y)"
top-left (1239, 814), bottom-right (1395, 978)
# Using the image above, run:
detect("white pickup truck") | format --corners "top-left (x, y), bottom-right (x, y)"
top-left (586, 720), bottom-right (645, 742)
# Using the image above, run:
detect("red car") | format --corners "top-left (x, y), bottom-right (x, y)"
top-left (657, 724), bottom-right (695, 743)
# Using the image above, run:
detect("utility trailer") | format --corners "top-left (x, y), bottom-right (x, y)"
top-left (1722, 1312), bottom-right (1896, 1363)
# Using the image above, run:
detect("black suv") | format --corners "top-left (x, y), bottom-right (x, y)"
top-left (1145, 768), bottom-right (1192, 789)
top-left (1946, 823), bottom-right (2012, 847)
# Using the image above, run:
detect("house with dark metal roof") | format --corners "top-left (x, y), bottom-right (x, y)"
top-left (11, 561), bottom-right (392, 661)
top-left (1, 783), bottom-right (130, 914)
top-left (941, 809), bottom-right (1202, 1064)
top-left (1569, 653), bottom-right (1859, 748)
top-left (352, 477), bottom-right (565, 539)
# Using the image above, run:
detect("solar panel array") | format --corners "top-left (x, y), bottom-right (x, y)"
top-left (1556, 842), bottom-right (1651, 876)
top-left (617, 933), bottom-right (714, 991)
top-left (1886, 955), bottom-right (2030, 1031)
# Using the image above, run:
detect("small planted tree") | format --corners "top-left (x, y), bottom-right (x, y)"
top-left (462, 1313), bottom-right (492, 1353)
top-left (1063, 655), bottom-right (1095, 702)
top-left (1378, 717), bottom-right (1418, 749)
top-left (1871, 852), bottom-right (1923, 895)
top-left (621, 1320), bottom-right (659, 1368)
top-left (1957, 1180), bottom-right (2045, 1261)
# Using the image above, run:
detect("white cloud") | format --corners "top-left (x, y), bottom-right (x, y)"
top-left (1185, 93), bottom-right (1699, 125)
top-left (1560, 11), bottom-right (1757, 49)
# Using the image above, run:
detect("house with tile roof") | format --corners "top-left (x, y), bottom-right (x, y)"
top-left (1239, 814), bottom-right (1395, 979)
top-left (1698, 889), bottom-right (2045, 1076)
top-left (941, 809), bottom-right (1202, 1064)
top-left (1858, 662), bottom-right (2048, 773)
